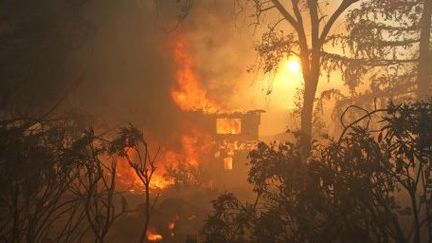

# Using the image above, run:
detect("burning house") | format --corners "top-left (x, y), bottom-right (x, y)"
top-left (115, 34), bottom-right (265, 192)
top-left (186, 109), bottom-right (265, 188)
top-left (213, 110), bottom-right (264, 167)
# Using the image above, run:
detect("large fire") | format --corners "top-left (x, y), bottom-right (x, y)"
top-left (115, 34), bottom-right (220, 192)
top-left (115, 127), bottom-right (213, 192)
top-left (171, 35), bottom-right (221, 113)
top-left (115, 149), bottom-right (172, 192)
top-left (110, 33), bottom-right (263, 242)
top-left (216, 118), bottom-right (241, 135)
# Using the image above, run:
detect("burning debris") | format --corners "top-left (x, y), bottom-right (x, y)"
top-left (168, 219), bottom-right (176, 237)
top-left (146, 228), bottom-right (163, 242)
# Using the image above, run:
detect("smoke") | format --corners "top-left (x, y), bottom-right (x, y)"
top-left (181, 0), bottom-right (256, 106)
top-left (72, 0), bottom-right (178, 136)
top-left (1, 0), bottom-right (342, 139)
top-left (70, 0), bottom-right (259, 139)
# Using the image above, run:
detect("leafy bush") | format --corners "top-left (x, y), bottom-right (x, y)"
top-left (0, 119), bottom-right (147, 242)
top-left (203, 101), bottom-right (432, 243)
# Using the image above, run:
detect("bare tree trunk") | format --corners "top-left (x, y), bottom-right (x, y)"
top-left (417, 0), bottom-right (432, 100)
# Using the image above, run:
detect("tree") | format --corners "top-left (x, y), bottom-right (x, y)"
top-left (236, 0), bottom-right (360, 154)
top-left (109, 125), bottom-right (160, 243)
top-left (339, 0), bottom-right (432, 102)
top-left (417, 0), bottom-right (432, 99)
top-left (0, 117), bottom-right (143, 242)
top-left (71, 129), bottom-right (125, 243)
top-left (151, 0), bottom-right (361, 153)
top-left (0, 118), bottom-right (89, 242)
top-left (203, 100), bottom-right (432, 242)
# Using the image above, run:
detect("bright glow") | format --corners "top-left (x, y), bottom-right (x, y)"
top-left (263, 57), bottom-right (304, 110)
top-left (286, 58), bottom-right (302, 74)
top-left (216, 118), bottom-right (241, 135)
top-left (147, 229), bottom-right (163, 242)
top-left (224, 157), bottom-right (233, 170)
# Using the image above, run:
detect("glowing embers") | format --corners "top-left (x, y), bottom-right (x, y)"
top-left (147, 228), bottom-right (163, 242)
top-left (216, 118), bottom-right (241, 135)
top-left (168, 220), bottom-right (176, 237)
top-left (223, 157), bottom-right (233, 170)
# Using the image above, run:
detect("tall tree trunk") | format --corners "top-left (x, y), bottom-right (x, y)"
top-left (300, 74), bottom-right (319, 155)
top-left (300, 48), bottom-right (320, 156)
top-left (299, 0), bottom-right (322, 157)
top-left (300, 81), bottom-right (317, 155)
top-left (417, 0), bottom-right (432, 100)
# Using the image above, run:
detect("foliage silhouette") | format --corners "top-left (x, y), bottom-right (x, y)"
top-left (203, 100), bottom-right (432, 243)
top-left (0, 119), bottom-right (155, 242)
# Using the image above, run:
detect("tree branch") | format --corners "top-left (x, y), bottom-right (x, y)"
top-left (308, 0), bottom-right (320, 49)
top-left (270, 0), bottom-right (301, 35)
top-left (319, 0), bottom-right (359, 45)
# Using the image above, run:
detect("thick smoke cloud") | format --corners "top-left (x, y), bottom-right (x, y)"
top-left (182, 0), bottom-right (256, 106)
top-left (73, 0), bottom-right (179, 137)
top-left (0, 0), bottom-right (288, 138)
top-left (71, 0), bottom-right (259, 139)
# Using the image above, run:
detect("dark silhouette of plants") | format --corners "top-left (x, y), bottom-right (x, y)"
top-left (109, 125), bottom-right (160, 243)
top-left (69, 128), bottom-right (126, 243)
top-left (164, 162), bottom-right (203, 189)
top-left (0, 118), bottom-right (147, 243)
top-left (203, 100), bottom-right (432, 242)
top-left (0, 119), bottom-right (90, 242)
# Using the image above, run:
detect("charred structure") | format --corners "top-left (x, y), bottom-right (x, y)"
top-left (187, 109), bottom-right (265, 188)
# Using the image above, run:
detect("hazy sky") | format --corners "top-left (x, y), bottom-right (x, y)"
top-left (62, 0), bottom-right (354, 137)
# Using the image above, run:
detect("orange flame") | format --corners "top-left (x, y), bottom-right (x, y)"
top-left (115, 35), bottom-right (222, 191)
top-left (115, 127), bottom-right (213, 192)
top-left (223, 156), bottom-right (233, 170)
top-left (167, 220), bottom-right (176, 237)
top-left (171, 35), bottom-right (222, 113)
top-left (216, 118), bottom-right (241, 135)
top-left (115, 149), bottom-right (173, 192)
top-left (147, 228), bottom-right (163, 242)
top-left (168, 221), bottom-right (176, 231)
